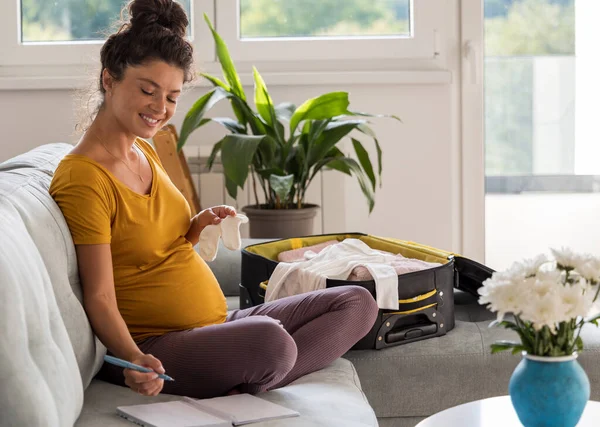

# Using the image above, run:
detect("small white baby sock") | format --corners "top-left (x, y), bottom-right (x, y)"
top-left (199, 224), bottom-right (222, 261)
top-left (198, 214), bottom-right (249, 261)
top-left (221, 214), bottom-right (249, 250)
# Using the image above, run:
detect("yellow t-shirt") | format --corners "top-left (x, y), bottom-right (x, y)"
top-left (49, 138), bottom-right (227, 342)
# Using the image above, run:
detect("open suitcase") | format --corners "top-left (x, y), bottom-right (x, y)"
top-left (239, 233), bottom-right (494, 350)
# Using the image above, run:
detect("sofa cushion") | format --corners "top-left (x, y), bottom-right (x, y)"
top-left (0, 143), bottom-right (106, 389)
top-left (345, 299), bottom-right (600, 420)
top-left (76, 358), bottom-right (377, 427)
top-left (226, 296), bottom-right (240, 311)
top-left (0, 198), bottom-right (84, 426)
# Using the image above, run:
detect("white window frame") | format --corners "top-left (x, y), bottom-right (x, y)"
top-left (215, 0), bottom-right (438, 62)
top-left (1, 0), bottom-right (446, 88)
top-left (0, 0), bottom-right (215, 67)
top-left (460, 0), bottom-right (485, 262)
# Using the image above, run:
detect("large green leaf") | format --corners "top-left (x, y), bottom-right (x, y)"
top-left (221, 135), bottom-right (265, 189)
top-left (302, 119), bottom-right (331, 172)
top-left (325, 147), bottom-right (351, 174)
top-left (352, 138), bottom-right (376, 191)
top-left (348, 110), bottom-right (402, 122)
top-left (202, 15), bottom-right (248, 125)
top-left (269, 174), bottom-right (294, 202)
top-left (203, 13), bottom-right (246, 101)
top-left (200, 73), bottom-right (230, 91)
top-left (284, 145), bottom-right (305, 181)
top-left (225, 175), bottom-right (238, 200)
top-left (326, 157), bottom-right (375, 213)
top-left (324, 159), bottom-right (353, 176)
top-left (307, 120), bottom-right (366, 166)
top-left (253, 67), bottom-right (276, 128)
top-left (178, 87), bottom-right (233, 150)
top-left (256, 167), bottom-right (285, 180)
top-left (289, 92), bottom-right (352, 135)
top-left (181, 117), bottom-right (244, 152)
top-left (274, 120), bottom-right (285, 145)
top-left (306, 119), bottom-right (330, 145)
top-left (308, 146), bottom-right (351, 184)
top-left (256, 136), bottom-right (277, 168)
top-left (253, 68), bottom-right (285, 145)
top-left (275, 102), bottom-right (296, 122)
top-left (199, 117), bottom-right (246, 134)
top-left (357, 123), bottom-right (383, 185)
top-left (206, 138), bottom-right (224, 171)
top-left (232, 98), bottom-right (267, 136)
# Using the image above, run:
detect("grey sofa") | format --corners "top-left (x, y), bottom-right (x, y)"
top-left (2, 143), bottom-right (600, 427)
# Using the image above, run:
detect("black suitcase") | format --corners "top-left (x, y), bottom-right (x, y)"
top-left (239, 233), bottom-right (494, 350)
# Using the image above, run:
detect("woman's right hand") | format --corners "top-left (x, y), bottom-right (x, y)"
top-left (124, 354), bottom-right (165, 396)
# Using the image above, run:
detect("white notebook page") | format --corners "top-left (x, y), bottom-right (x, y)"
top-left (117, 400), bottom-right (229, 427)
top-left (185, 394), bottom-right (299, 425)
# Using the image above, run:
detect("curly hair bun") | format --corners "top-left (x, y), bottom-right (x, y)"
top-left (128, 0), bottom-right (188, 38)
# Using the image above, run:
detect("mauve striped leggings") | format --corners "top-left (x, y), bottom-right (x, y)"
top-left (98, 285), bottom-right (378, 398)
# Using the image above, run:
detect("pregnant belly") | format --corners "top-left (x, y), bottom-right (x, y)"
top-left (115, 255), bottom-right (227, 333)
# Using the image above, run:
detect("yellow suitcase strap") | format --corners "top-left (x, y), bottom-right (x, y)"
top-left (374, 236), bottom-right (457, 258)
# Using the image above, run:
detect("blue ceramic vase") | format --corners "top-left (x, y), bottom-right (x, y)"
top-left (509, 352), bottom-right (590, 427)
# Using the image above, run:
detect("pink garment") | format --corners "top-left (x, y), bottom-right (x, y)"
top-left (277, 239), bottom-right (441, 280)
top-left (277, 240), bottom-right (339, 262)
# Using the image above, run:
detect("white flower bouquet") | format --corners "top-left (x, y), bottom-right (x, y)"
top-left (478, 248), bottom-right (600, 356)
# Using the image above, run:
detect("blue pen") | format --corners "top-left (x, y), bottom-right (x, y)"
top-left (104, 355), bottom-right (175, 381)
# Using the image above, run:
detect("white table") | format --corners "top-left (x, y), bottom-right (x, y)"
top-left (416, 396), bottom-right (600, 426)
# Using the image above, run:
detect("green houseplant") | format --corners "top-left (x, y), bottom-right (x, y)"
top-left (178, 14), bottom-right (399, 238)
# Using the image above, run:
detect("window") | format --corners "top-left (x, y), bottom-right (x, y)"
top-left (471, 0), bottom-right (600, 270)
top-left (21, 0), bottom-right (191, 43)
top-left (484, 0), bottom-right (576, 178)
top-left (217, 0), bottom-right (436, 61)
top-left (0, 0), bottom-right (211, 66)
top-left (1, 0), bottom-right (436, 69)
top-left (460, 0), bottom-right (599, 263)
top-left (239, 0), bottom-right (410, 39)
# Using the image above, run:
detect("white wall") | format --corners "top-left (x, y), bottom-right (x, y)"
top-left (0, 89), bottom-right (79, 160)
top-left (0, 1), bottom-right (465, 257)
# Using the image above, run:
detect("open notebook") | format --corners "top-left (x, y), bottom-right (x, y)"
top-left (116, 393), bottom-right (300, 427)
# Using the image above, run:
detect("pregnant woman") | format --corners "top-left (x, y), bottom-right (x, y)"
top-left (50, 0), bottom-right (378, 399)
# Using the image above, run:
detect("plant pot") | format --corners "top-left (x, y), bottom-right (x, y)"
top-left (509, 352), bottom-right (590, 427)
top-left (241, 204), bottom-right (319, 239)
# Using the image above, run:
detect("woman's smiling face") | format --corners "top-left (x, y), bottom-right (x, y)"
top-left (103, 60), bottom-right (184, 139)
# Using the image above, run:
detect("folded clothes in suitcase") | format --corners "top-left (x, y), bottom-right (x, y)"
top-left (239, 233), bottom-right (494, 350)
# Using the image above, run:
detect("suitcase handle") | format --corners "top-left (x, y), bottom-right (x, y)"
top-left (376, 307), bottom-right (445, 349)
top-left (257, 281), bottom-right (268, 300)
top-left (386, 323), bottom-right (437, 344)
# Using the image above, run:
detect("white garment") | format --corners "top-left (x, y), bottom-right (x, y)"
top-left (265, 238), bottom-right (399, 310)
top-left (199, 214), bottom-right (249, 261)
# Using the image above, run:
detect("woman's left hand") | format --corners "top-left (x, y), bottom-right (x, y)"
top-left (196, 205), bottom-right (236, 226)
top-left (186, 205), bottom-right (237, 246)
top-left (209, 205), bottom-right (237, 223)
